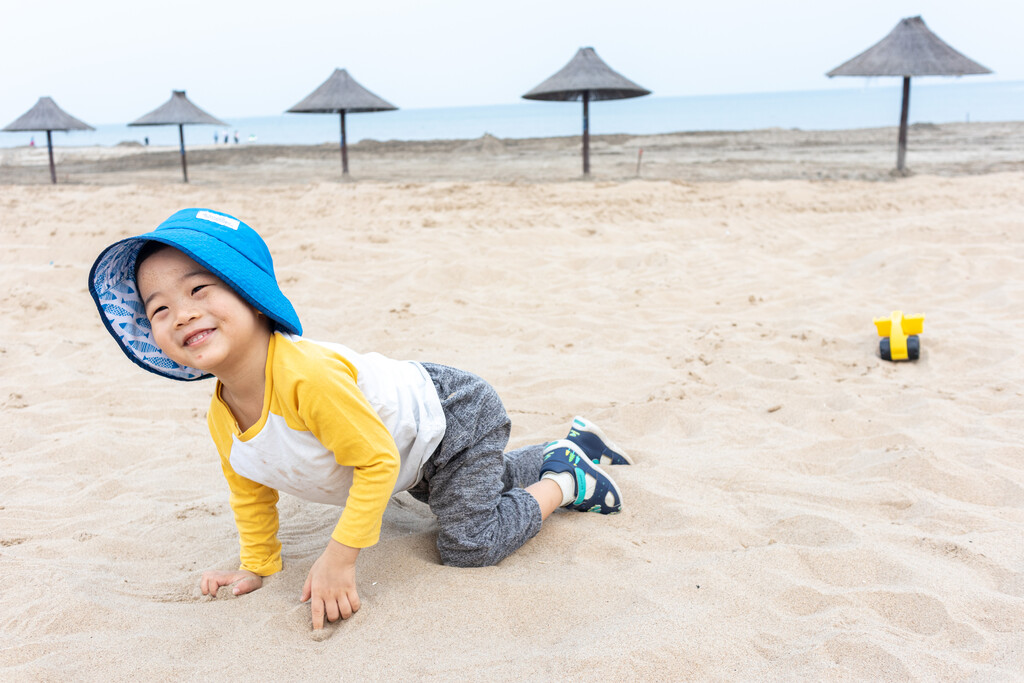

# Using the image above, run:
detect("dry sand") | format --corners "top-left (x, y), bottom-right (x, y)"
top-left (1, 123), bottom-right (1023, 680)
top-left (3, 120), bottom-right (1024, 185)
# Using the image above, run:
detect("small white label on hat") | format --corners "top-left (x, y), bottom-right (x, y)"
top-left (196, 210), bottom-right (239, 230)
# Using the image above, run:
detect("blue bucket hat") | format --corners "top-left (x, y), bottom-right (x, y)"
top-left (89, 208), bottom-right (302, 381)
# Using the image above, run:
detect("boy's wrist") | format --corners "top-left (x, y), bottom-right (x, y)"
top-left (325, 538), bottom-right (360, 563)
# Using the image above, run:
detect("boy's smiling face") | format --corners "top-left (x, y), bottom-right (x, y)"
top-left (137, 246), bottom-right (270, 380)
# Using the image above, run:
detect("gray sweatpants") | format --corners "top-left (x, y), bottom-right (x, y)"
top-left (407, 363), bottom-right (546, 567)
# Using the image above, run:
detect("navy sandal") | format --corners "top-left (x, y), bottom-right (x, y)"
top-left (541, 440), bottom-right (623, 514)
top-left (566, 416), bottom-right (634, 466)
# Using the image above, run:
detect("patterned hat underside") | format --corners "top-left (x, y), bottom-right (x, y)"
top-left (95, 241), bottom-right (207, 381)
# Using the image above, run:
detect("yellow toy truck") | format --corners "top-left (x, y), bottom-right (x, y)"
top-left (873, 311), bottom-right (924, 361)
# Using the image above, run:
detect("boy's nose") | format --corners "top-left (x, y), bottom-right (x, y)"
top-left (173, 303), bottom-right (200, 327)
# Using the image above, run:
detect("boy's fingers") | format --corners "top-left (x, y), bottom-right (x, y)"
top-left (300, 574), bottom-right (312, 603)
top-left (201, 575), bottom-right (220, 596)
top-left (201, 572), bottom-right (259, 598)
top-left (325, 598), bottom-right (341, 623)
top-left (311, 600), bottom-right (325, 630)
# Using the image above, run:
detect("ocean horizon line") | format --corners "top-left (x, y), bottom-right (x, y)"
top-left (3, 79), bottom-right (1022, 149)
top-left (118, 77), bottom-right (1024, 125)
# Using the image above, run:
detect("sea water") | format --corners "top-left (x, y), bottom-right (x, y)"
top-left (3, 80), bottom-right (1022, 149)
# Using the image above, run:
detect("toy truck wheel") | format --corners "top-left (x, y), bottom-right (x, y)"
top-left (907, 335), bottom-right (920, 360)
top-left (879, 338), bottom-right (892, 361)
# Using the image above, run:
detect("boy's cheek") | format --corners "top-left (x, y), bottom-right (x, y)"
top-left (151, 329), bottom-right (179, 357)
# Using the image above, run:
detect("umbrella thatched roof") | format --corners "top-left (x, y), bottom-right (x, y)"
top-left (523, 47), bottom-right (650, 102)
top-left (2, 96), bottom-right (94, 132)
top-left (828, 16), bottom-right (991, 77)
top-left (288, 68), bottom-right (397, 113)
top-left (129, 90), bottom-right (227, 127)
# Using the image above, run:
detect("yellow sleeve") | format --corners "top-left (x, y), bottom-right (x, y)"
top-left (294, 366), bottom-right (400, 549)
top-left (208, 398), bottom-right (283, 576)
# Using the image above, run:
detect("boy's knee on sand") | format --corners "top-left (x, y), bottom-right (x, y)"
top-left (438, 543), bottom-right (499, 568)
top-left (436, 505), bottom-right (540, 568)
top-left (436, 526), bottom-right (500, 567)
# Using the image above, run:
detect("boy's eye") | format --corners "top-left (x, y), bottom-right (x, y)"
top-left (150, 305), bottom-right (167, 316)
top-left (191, 284), bottom-right (208, 295)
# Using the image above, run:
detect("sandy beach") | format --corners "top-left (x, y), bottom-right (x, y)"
top-left (2, 123), bottom-right (1023, 680)
top-left (3, 120), bottom-right (1024, 185)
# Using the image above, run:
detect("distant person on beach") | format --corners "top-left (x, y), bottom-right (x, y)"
top-left (213, 131), bottom-right (219, 144)
top-left (88, 208), bottom-right (632, 631)
top-left (29, 136), bottom-right (35, 147)
top-left (144, 137), bottom-right (149, 146)
top-left (233, 130), bottom-right (239, 144)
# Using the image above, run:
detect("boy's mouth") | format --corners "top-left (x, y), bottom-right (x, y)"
top-left (183, 329), bottom-right (214, 347)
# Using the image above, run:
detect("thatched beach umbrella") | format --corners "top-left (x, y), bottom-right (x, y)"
top-left (827, 16), bottom-right (991, 173)
top-left (128, 90), bottom-right (227, 183)
top-left (2, 97), bottom-right (95, 184)
top-left (523, 47), bottom-right (650, 176)
top-left (287, 68), bottom-right (398, 177)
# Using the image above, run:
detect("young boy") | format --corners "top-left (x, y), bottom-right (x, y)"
top-left (89, 208), bottom-right (633, 630)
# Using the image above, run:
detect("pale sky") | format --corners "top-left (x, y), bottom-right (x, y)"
top-left (2, 0), bottom-right (1021, 126)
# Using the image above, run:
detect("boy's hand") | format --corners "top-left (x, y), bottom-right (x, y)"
top-left (301, 539), bottom-right (361, 630)
top-left (200, 569), bottom-right (262, 597)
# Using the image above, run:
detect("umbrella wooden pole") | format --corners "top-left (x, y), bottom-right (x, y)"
top-left (178, 124), bottom-right (189, 183)
top-left (897, 76), bottom-right (911, 173)
top-left (46, 130), bottom-right (56, 184)
top-left (340, 110), bottom-right (349, 176)
top-left (582, 91), bottom-right (591, 176)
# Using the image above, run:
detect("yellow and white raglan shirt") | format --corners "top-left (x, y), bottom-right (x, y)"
top-left (206, 332), bottom-right (446, 576)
